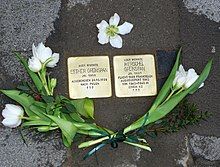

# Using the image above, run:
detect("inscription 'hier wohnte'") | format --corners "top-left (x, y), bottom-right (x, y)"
top-left (114, 55), bottom-right (157, 97)
top-left (68, 56), bottom-right (112, 99)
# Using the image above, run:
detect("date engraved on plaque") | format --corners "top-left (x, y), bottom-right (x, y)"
top-left (68, 56), bottom-right (112, 99)
top-left (113, 55), bottom-right (157, 97)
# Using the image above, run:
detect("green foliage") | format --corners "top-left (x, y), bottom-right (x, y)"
top-left (0, 89), bottom-right (36, 117)
top-left (45, 114), bottom-right (77, 147)
top-left (1, 49), bottom-right (213, 155)
top-left (145, 99), bottom-right (212, 134)
top-left (15, 52), bottom-right (43, 93)
top-left (146, 59), bottom-right (212, 125)
top-left (124, 57), bottom-right (212, 134)
top-left (150, 48), bottom-right (181, 110)
top-left (71, 98), bottom-right (94, 119)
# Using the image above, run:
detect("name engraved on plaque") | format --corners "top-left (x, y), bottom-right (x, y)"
top-left (113, 55), bottom-right (157, 97)
top-left (68, 56), bottom-right (112, 99)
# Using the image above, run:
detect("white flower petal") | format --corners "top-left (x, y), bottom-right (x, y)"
top-left (186, 68), bottom-right (197, 77)
top-left (35, 42), bottom-right (52, 63)
top-left (179, 65), bottom-right (187, 76)
top-left (47, 53), bottom-right (60, 68)
top-left (2, 118), bottom-right (21, 128)
top-left (110, 35), bottom-right (122, 48)
top-left (2, 108), bottom-right (15, 118)
top-left (109, 13), bottom-right (120, 26)
top-left (5, 104), bottom-right (24, 116)
top-left (185, 75), bottom-right (198, 88)
top-left (32, 43), bottom-right (38, 58)
top-left (38, 47), bottom-right (52, 63)
top-left (28, 56), bottom-right (42, 72)
top-left (118, 22), bottom-right (133, 35)
top-left (176, 76), bottom-right (186, 88)
top-left (199, 82), bottom-right (204, 88)
top-left (173, 65), bottom-right (188, 89)
top-left (97, 20), bottom-right (109, 31)
top-left (98, 32), bottom-right (109, 45)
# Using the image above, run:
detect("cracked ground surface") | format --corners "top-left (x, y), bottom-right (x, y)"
top-left (0, 0), bottom-right (219, 166)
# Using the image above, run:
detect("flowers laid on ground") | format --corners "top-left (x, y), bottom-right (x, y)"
top-left (0, 44), bottom-right (212, 160)
top-left (97, 13), bottom-right (133, 48)
top-left (173, 64), bottom-right (204, 90)
top-left (32, 42), bottom-right (60, 68)
top-left (2, 104), bottom-right (24, 128)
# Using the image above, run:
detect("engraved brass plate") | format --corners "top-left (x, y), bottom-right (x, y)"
top-left (113, 54), bottom-right (157, 97)
top-left (68, 56), bottom-right (112, 99)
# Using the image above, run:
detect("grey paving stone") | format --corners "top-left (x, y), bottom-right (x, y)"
top-left (189, 133), bottom-right (220, 161)
top-left (0, 1), bottom-right (67, 167)
top-left (0, 0), bottom-right (61, 82)
top-left (0, 127), bottom-right (66, 167)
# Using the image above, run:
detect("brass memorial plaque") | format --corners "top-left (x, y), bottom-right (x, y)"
top-left (68, 56), bottom-right (112, 99)
top-left (113, 55), bottom-right (157, 97)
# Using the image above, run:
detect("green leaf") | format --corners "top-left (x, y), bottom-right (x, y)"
top-left (17, 85), bottom-right (30, 91)
top-left (22, 120), bottom-right (56, 127)
top-left (45, 103), bottom-right (55, 114)
top-left (42, 95), bottom-right (54, 103)
top-left (69, 113), bottom-right (85, 122)
top-left (150, 48), bottom-right (181, 111)
top-left (0, 89), bottom-right (35, 116)
top-left (71, 98), bottom-right (94, 119)
top-left (124, 58), bottom-right (212, 134)
top-left (45, 115), bottom-right (77, 147)
top-left (33, 101), bottom-right (47, 108)
top-left (83, 143), bottom-right (107, 160)
top-left (84, 98), bottom-right (94, 119)
top-left (37, 126), bottom-right (58, 132)
top-left (29, 105), bottom-right (51, 121)
top-left (147, 59), bottom-right (213, 125)
top-left (77, 129), bottom-right (104, 136)
top-left (124, 141), bottom-right (151, 151)
top-left (65, 103), bottom-right (76, 113)
top-left (60, 112), bottom-right (74, 122)
top-left (60, 107), bottom-right (70, 114)
top-left (15, 52), bottom-right (43, 93)
top-left (73, 122), bottom-right (101, 131)
top-left (62, 133), bottom-right (71, 147)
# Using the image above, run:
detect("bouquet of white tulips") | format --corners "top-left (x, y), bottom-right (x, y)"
top-left (1, 45), bottom-right (212, 159)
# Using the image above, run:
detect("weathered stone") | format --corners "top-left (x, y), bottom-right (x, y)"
top-left (0, 0), bottom-right (61, 82)
top-left (189, 133), bottom-right (220, 161)
top-left (0, 127), bottom-right (66, 167)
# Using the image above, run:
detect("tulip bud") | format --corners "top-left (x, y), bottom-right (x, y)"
top-left (28, 56), bottom-right (42, 72)
top-left (50, 78), bottom-right (57, 89)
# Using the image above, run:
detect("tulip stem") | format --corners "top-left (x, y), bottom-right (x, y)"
top-left (174, 87), bottom-right (184, 95)
top-left (160, 89), bottom-right (175, 106)
top-left (21, 116), bottom-right (32, 120)
top-left (38, 72), bottom-right (51, 96)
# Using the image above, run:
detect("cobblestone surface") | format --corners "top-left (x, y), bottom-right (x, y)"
top-left (0, 0), bottom-right (219, 166)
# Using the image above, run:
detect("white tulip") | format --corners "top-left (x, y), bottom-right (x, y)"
top-left (1, 104), bottom-right (24, 128)
top-left (46, 53), bottom-right (60, 68)
top-left (184, 69), bottom-right (204, 89)
top-left (28, 56), bottom-right (42, 72)
top-left (32, 42), bottom-right (52, 63)
top-left (97, 13), bottom-right (133, 48)
top-left (32, 42), bottom-right (60, 67)
top-left (173, 65), bottom-right (187, 89)
top-left (173, 65), bottom-right (204, 90)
